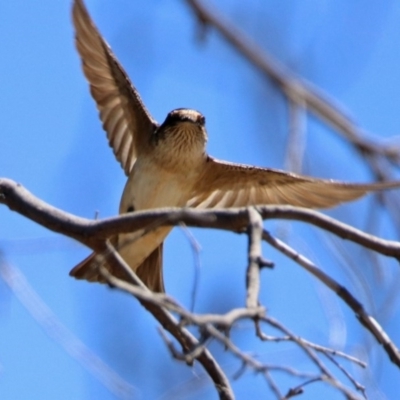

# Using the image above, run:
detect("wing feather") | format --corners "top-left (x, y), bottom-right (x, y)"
top-left (73, 0), bottom-right (158, 175)
top-left (187, 157), bottom-right (400, 209)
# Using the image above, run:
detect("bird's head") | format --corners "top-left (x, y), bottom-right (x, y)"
top-left (154, 108), bottom-right (208, 160)
top-left (163, 108), bottom-right (206, 126)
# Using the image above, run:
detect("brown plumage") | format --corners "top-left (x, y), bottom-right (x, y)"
top-left (70, 0), bottom-right (400, 292)
top-left (187, 157), bottom-right (400, 209)
top-left (72, 0), bottom-right (156, 174)
top-left (70, 243), bottom-right (164, 292)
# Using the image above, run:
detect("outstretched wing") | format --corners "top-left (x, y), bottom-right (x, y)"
top-left (73, 0), bottom-right (158, 175)
top-left (187, 157), bottom-right (400, 209)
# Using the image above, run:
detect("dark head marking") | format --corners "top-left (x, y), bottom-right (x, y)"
top-left (127, 205), bottom-right (135, 213)
top-left (163, 108), bottom-right (205, 127)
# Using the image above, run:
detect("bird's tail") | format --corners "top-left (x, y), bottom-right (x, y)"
top-left (69, 243), bottom-right (165, 293)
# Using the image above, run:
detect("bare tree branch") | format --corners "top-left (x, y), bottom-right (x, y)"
top-left (255, 324), bottom-right (367, 368)
top-left (0, 256), bottom-right (136, 400)
top-left (261, 316), bottom-right (364, 400)
top-left (98, 249), bottom-right (364, 399)
top-left (1, 179), bottom-right (400, 260)
top-left (95, 242), bottom-right (235, 400)
top-left (246, 207), bottom-right (266, 309)
top-left (2, 177), bottom-right (400, 396)
top-left (323, 353), bottom-right (366, 398)
top-left (262, 230), bottom-right (400, 368)
top-left (185, 0), bottom-right (400, 174)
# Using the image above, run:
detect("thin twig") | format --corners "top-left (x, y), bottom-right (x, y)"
top-left (158, 327), bottom-right (208, 366)
top-left (255, 321), bottom-right (367, 368)
top-left (262, 316), bottom-right (363, 400)
top-left (95, 244), bottom-right (364, 399)
top-left (81, 241), bottom-right (235, 400)
top-left (185, 0), bottom-right (400, 172)
top-left (323, 353), bottom-right (367, 398)
top-left (262, 229), bottom-right (400, 368)
top-left (284, 378), bottom-right (321, 399)
top-left (0, 257), bottom-right (136, 400)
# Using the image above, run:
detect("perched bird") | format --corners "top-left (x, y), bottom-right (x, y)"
top-left (70, 0), bottom-right (400, 292)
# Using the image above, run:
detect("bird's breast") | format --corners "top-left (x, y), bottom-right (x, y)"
top-left (119, 156), bottom-right (199, 213)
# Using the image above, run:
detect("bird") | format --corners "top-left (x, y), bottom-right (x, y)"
top-left (70, 0), bottom-right (400, 292)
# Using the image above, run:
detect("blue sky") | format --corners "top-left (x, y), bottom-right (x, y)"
top-left (1, 1), bottom-right (400, 399)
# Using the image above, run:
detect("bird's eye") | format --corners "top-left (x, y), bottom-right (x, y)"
top-left (197, 115), bottom-right (205, 125)
top-left (127, 205), bottom-right (135, 213)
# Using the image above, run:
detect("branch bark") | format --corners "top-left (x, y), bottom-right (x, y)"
top-left (262, 230), bottom-right (400, 368)
top-left (0, 179), bottom-right (234, 400)
top-left (2, 178), bottom-right (400, 260)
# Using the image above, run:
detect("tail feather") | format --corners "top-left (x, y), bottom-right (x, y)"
top-left (69, 243), bottom-right (165, 292)
top-left (135, 243), bottom-right (164, 293)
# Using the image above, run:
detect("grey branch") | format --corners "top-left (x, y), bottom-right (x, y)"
top-left (0, 257), bottom-right (136, 400)
top-left (93, 242), bottom-right (235, 400)
top-left (262, 316), bottom-right (364, 400)
top-left (246, 207), bottom-right (264, 309)
top-left (100, 253), bottom-right (361, 399)
top-left (1, 179), bottom-right (400, 260)
top-left (255, 324), bottom-right (367, 368)
top-left (262, 230), bottom-right (400, 368)
top-left (185, 0), bottom-right (400, 171)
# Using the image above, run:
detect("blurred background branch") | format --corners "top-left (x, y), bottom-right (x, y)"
top-left (2, 0), bottom-right (400, 399)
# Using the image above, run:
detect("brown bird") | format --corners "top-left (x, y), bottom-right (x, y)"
top-left (70, 0), bottom-right (400, 292)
